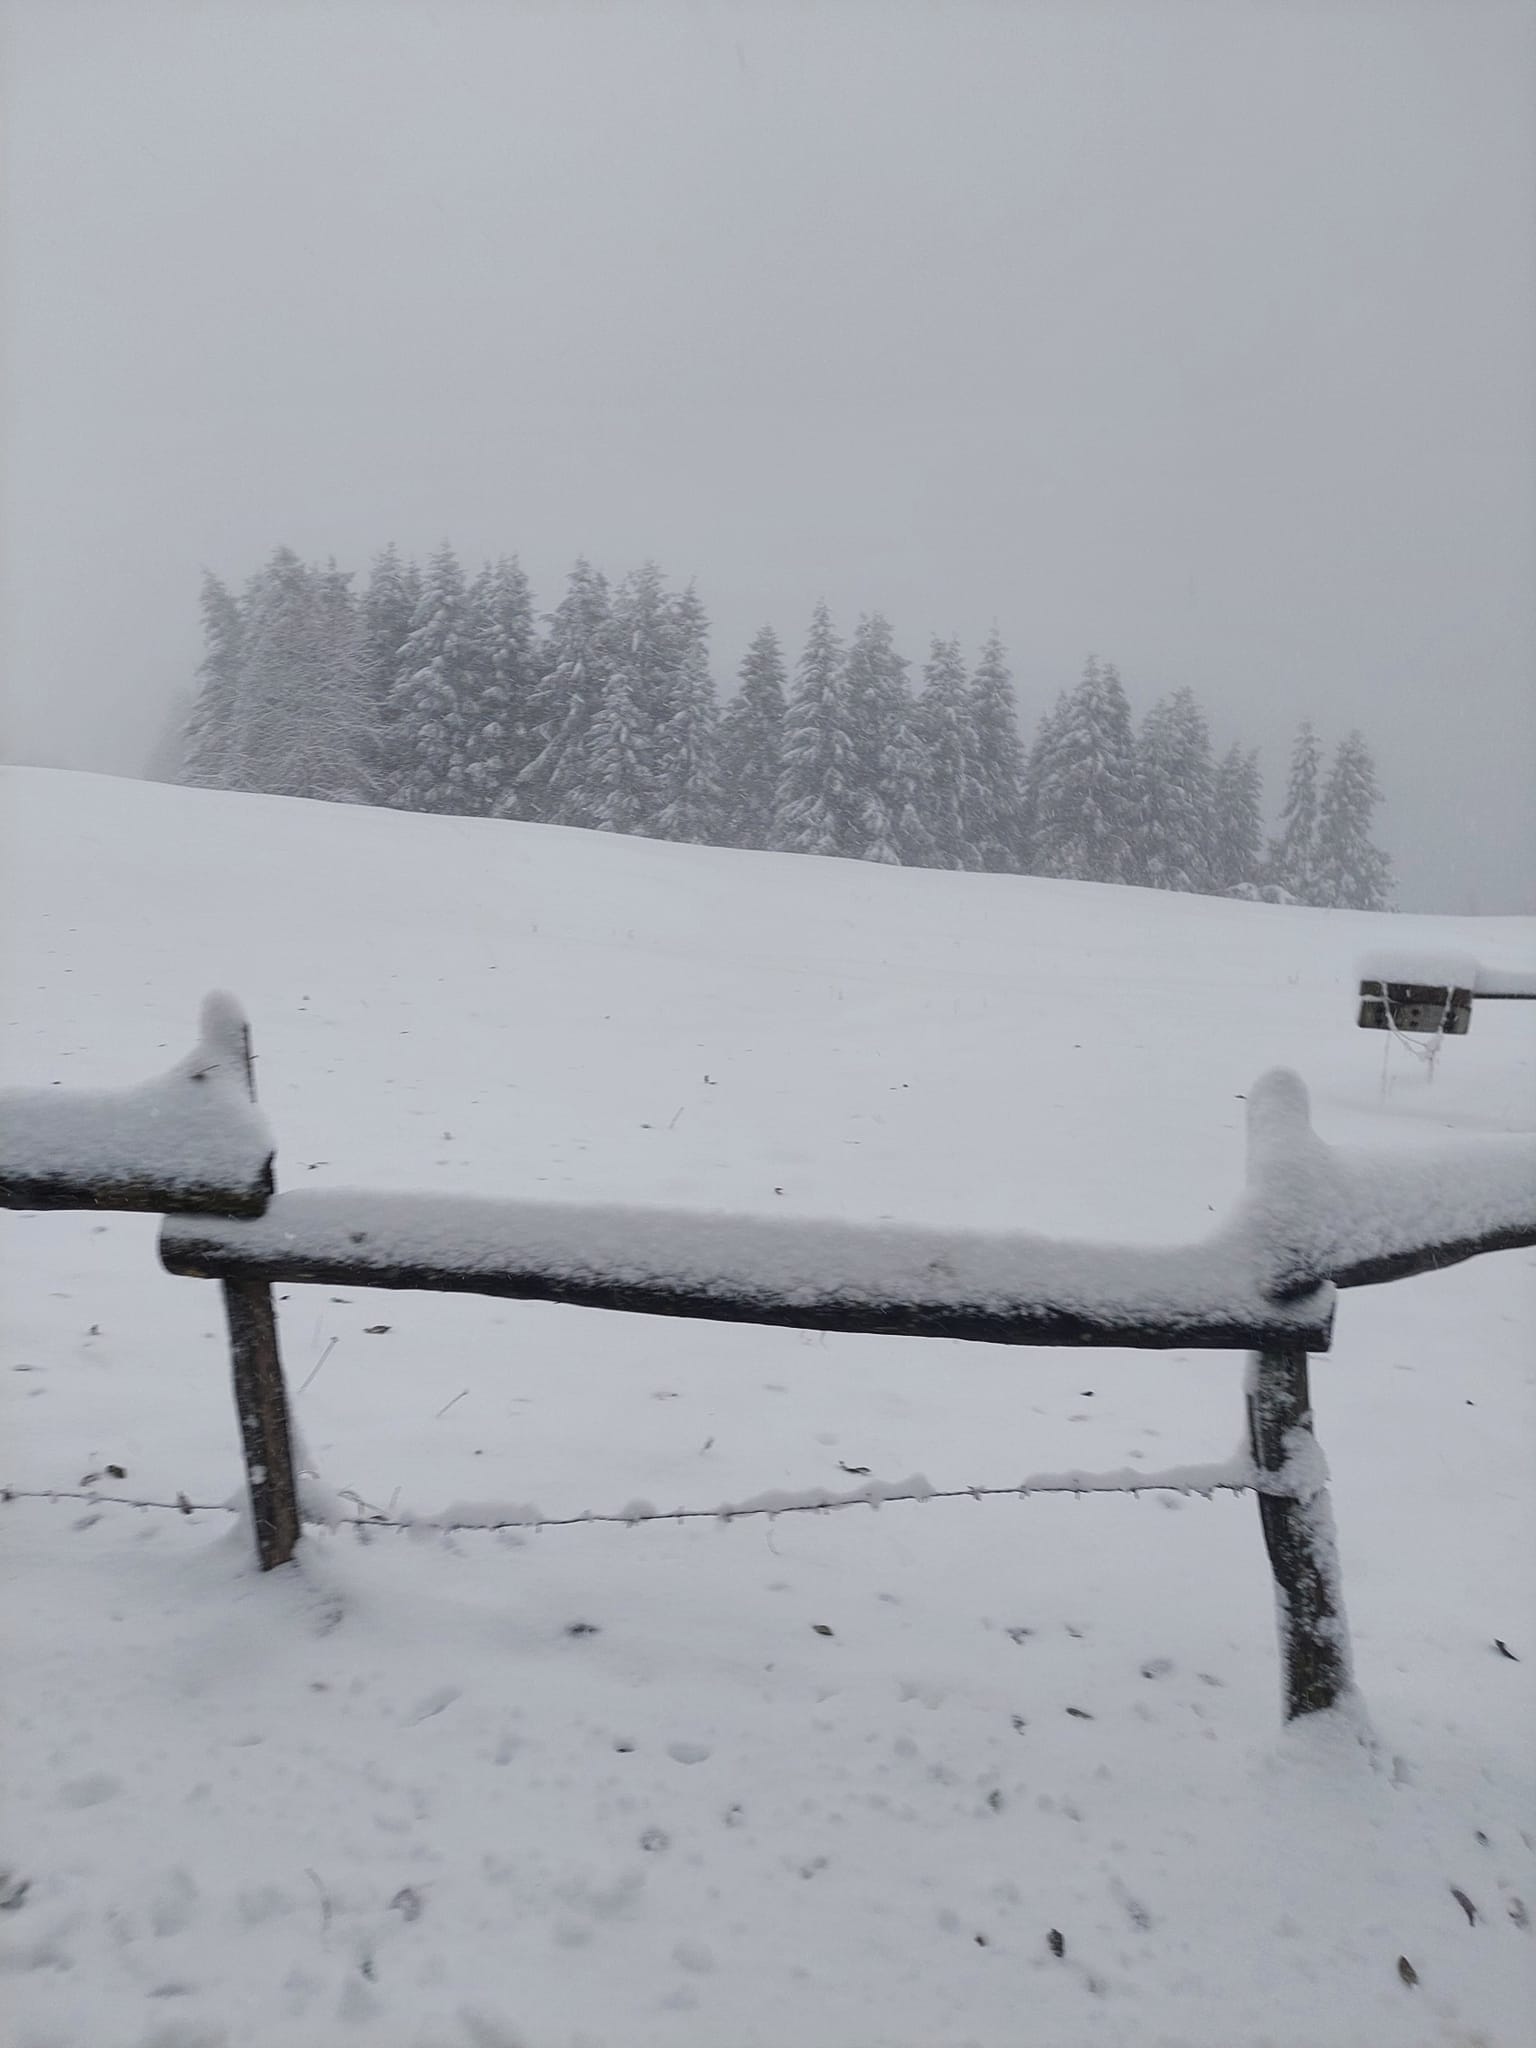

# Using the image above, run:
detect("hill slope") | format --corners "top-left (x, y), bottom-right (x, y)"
top-left (3, 768), bottom-right (1533, 2047)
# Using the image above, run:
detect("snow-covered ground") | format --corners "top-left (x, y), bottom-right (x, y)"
top-left (2, 765), bottom-right (1533, 2048)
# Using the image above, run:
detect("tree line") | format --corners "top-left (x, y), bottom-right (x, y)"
top-left (180, 543), bottom-right (1392, 910)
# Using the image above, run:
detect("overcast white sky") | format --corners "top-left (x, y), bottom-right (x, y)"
top-left (2, 0), bottom-right (1532, 909)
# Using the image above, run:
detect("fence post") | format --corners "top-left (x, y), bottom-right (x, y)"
top-left (222, 1010), bottom-right (298, 1569)
top-left (1247, 1342), bottom-right (1354, 1719)
top-left (221, 1277), bottom-right (300, 1569)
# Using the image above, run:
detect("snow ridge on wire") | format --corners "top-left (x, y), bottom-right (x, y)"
top-left (3, 1455), bottom-right (1258, 1535)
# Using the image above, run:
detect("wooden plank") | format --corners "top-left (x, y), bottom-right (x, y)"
top-left (1332, 1222), bottom-right (1536, 1292)
top-left (160, 1232), bottom-right (1333, 1352)
top-left (0, 1166), bottom-right (272, 1217)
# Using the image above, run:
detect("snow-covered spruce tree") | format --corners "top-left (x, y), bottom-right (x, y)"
top-left (515, 558), bottom-right (613, 827)
top-left (585, 562), bottom-right (672, 835)
top-left (965, 630), bottom-right (1025, 873)
top-left (1209, 743), bottom-right (1265, 896)
top-left (1266, 720), bottom-right (1323, 903)
top-left (1136, 687), bottom-right (1216, 894)
top-left (773, 601), bottom-right (864, 857)
top-left (236, 550), bottom-right (373, 802)
top-left (1017, 688), bottom-right (1069, 873)
top-left (296, 564), bottom-right (376, 802)
top-left (387, 544), bottom-right (476, 814)
top-left (358, 544), bottom-right (420, 799)
top-left (718, 624), bottom-right (787, 849)
top-left (916, 635), bottom-right (975, 870)
top-left (463, 555), bottom-right (537, 817)
top-left (1313, 729), bottom-right (1392, 910)
top-left (843, 612), bottom-right (911, 864)
top-left (652, 582), bottom-right (724, 844)
top-left (1027, 658), bottom-right (1139, 883)
top-left (182, 572), bottom-right (246, 787)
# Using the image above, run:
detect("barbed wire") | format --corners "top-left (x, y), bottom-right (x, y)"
top-left (3, 1462), bottom-right (1259, 1536)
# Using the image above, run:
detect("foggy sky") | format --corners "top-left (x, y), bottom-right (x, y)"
top-left (3, 0), bottom-right (1532, 911)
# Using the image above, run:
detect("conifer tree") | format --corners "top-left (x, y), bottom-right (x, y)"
top-left (653, 582), bottom-right (723, 843)
top-left (297, 564), bottom-right (375, 802)
top-left (182, 572), bottom-right (246, 787)
top-left (1028, 658), bottom-right (1139, 883)
top-left (463, 555), bottom-right (537, 816)
top-left (1136, 687), bottom-right (1216, 893)
top-left (358, 545), bottom-right (420, 801)
top-left (585, 562), bottom-right (670, 835)
top-left (718, 625), bottom-right (787, 849)
top-left (515, 558), bottom-right (612, 827)
top-left (1267, 721), bottom-right (1323, 902)
top-left (233, 550), bottom-right (372, 802)
top-left (1018, 689), bottom-right (1069, 874)
top-left (387, 544), bottom-right (475, 814)
top-left (965, 631), bottom-right (1025, 873)
top-left (1209, 743), bottom-right (1265, 896)
top-left (1313, 730), bottom-right (1392, 909)
top-left (843, 613), bottom-right (910, 864)
top-left (916, 635), bottom-right (974, 869)
top-left (773, 601), bottom-right (863, 857)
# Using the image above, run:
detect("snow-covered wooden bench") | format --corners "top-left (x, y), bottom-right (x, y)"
top-left (6, 995), bottom-right (1534, 1727)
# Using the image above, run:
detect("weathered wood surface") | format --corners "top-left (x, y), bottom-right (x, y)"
top-left (1247, 1342), bottom-right (1354, 1720)
top-left (221, 1278), bottom-right (300, 1570)
top-left (0, 1164), bottom-right (273, 1217)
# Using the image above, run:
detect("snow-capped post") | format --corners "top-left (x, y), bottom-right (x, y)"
top-left (207, 997), bottom-right (298, 1571)
top-left (1243, 1070), bottom-right (1354, 1719)
top-left (1246, 1343), bottom-right (1353, 1720)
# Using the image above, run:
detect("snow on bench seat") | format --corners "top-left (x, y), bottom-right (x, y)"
top-left (0, 994), bottom-right (274, 1217)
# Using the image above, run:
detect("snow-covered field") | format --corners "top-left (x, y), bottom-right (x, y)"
top-left (2, 765), bottom-right (1533, 2048)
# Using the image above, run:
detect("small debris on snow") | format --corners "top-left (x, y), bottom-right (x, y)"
top-left (1449, 1887), bottom-right (1477, 1926)
top-left (566, 1621), bottom-right (600, 1638)
top-left (811, 1623), bottom-right (834, 1637)
top-left (0, 1873), bottom-right (31, 1912)
top-left (1048, 1929), bottom-right (1066, 1958)
top-left (1493, 1639), bottom-right (1520, 1660)
top-left (1397, 1955), bottom-right (1419, 1987)
top-left (1065, 1707), bottom-right (1094, 1720)
top-left (389, 1885), bottom-right (424, 1923)
top-left (363, 1324), bottom-right (392, 1335)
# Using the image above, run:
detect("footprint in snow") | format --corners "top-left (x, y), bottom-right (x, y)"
top-left (58, 1772), bottom-right (122, 1808)
top-left (408, 1685), bottom-right (462, 1724)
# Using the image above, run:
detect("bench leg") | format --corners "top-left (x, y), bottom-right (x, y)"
top-left (1248, 1343), bottom-right (1355, 1720)
top-left (221, 1278), bottom-right (300, 1569)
